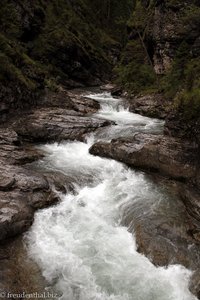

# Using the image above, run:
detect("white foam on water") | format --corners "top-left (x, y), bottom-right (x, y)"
top-left (87, 92), bottom-right (164, 140)
top-left (87, 92), bottom-right (163, 126)
top-left (25, 92), bottom-right (196, 300)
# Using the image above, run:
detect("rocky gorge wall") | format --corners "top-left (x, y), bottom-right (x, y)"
top-left (116, 0), bottom-right (200, 144)
top-left (1, 0), bottom-right (199, 145)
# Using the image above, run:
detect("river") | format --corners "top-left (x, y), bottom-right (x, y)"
top-left (25, 92), bottom-right (196, 300)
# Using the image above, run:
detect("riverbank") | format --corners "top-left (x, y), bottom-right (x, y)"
top-left (0, 88), bottom-right (199, 299)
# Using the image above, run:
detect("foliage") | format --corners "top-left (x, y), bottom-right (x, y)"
top-left (115, 40), bottom-right (156, 93)
top-left (160, 42), bottom-right (191, 98)
top-left (116, 0), bottom-right (200, 126)
top-left (172, 57), bottom-right (200, 120)
top-left (0, 0), bottom-right (133, 100)
top-left (0, 0), bottom-right (21, 38)
top-left (161, 41), bottom-right (200, 120)
top-left (175, 89), bottom-right (200, 120)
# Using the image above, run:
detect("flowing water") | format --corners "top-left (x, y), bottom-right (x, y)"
top-left (25, 92), bottom-right (197, 300)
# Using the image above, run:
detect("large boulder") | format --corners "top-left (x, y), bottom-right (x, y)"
top-left (181, 187), bottom-right (200, 225)
top-left (121, 179), bottom-right (200, 297)
top-left (0, 191), bottom-right (34, 241)
top-left (14, 108), bottom-right (112, 143)
top-left (128, 94), bottom-right (169, 119)
top-left (0, 236), bottom-right (49, 299)
top-left (122, 180), bottom-right (200, 268)
top-left (0, 128), bottom-right (75, 241)
top-left (89, 133), bottom-right (198, 181)
top-left (0, 166), bottom-right (62, 241)
top-left (42, 89), bottom-right (100, 114)
top-left (0, 128), bottom-right (43, 166)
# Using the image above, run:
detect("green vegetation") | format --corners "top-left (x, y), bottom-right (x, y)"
top-left (114, 40), bottom-right (156, 93)
top-left (115, 0), bottom-right (200, 122)
top-left (161, 42), bottom-right (191, 99)
top-left (1, 0), bottom-right (199, 127)
top-left (0, 0), bottom-right (133, 105)
top-left (115, 0), bottom-right (158, 94)
top-left (173, 56), bottom-right (200, 120)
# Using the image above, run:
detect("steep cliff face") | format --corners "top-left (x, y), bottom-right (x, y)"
top-left (149, 0), bottom-right (200, 75)
top-left (0, 0), bottom-right (133, 120)
top-left (152, 0), bottom-right (200, 143)
top-left (116, 0), bottom-right (200, 143)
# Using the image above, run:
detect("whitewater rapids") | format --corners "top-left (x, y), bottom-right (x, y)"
top-left (25, 92), bottom-right (196, 300)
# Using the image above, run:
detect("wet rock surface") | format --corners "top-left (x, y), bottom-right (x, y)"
top-left (128, 94), bottom-right (169, 119)
top-left (0, 162), bottom-right (62, 242)
top-left (165, 111), bottom-right (200, 147)
top-left (89, 130), bottom-right (200, 297)
top-left (122, 180), bottom-right (200, 269)
top-left (0, 90), bottom-right (113, 242)
top-left (0, 89), bottom-right (200, 298)
top-left (0, 236), bottom-right (51, 299)
top-left (181, 187), bottom-right (200, 226)
top-left (43, 171), bottom-right (75, 195)
top-left (14, 108), bottom-right (112, 143)
top-left (42, 89), bottom-right (100, 114)
top-left (119, 171), bottom-right (200, 297)
top-left (0, 128), bottom-right (77, 296)
top-left (89, 133), bottom-right (198, 181)
top-left (0, 89), bottom-right (113, 297)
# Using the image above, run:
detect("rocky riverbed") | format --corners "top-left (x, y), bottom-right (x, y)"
top-left (0, 88), bottom-right (199, 299)
top-left (0, 90), bottom-right (113, 298)
top-left (0, 91), bottom-right (110, 241)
